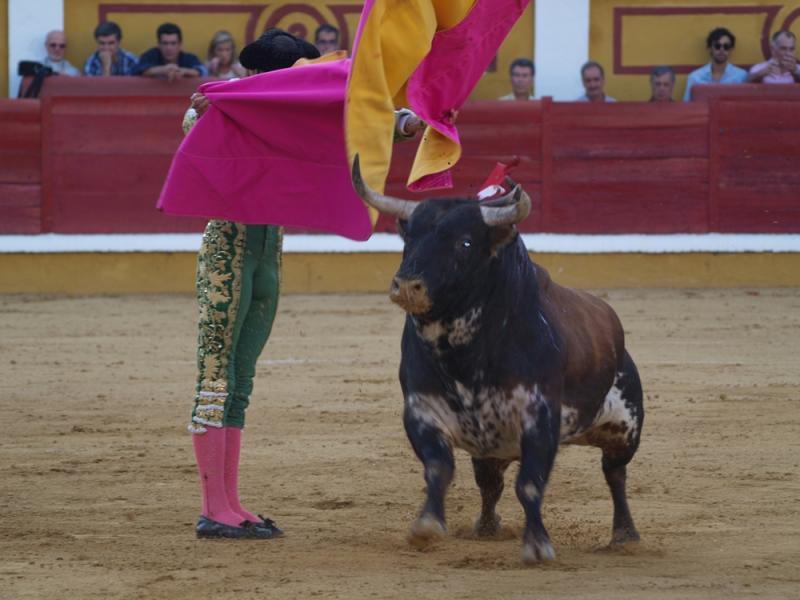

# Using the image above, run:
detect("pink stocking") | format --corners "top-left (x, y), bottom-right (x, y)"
top-left (193, 427), bottom-right (245, 527)
top-left (224, 427), bottom-right (261, 523)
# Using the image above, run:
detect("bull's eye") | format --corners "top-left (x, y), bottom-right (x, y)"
top-left (460, 238), bottom-right (472, 249)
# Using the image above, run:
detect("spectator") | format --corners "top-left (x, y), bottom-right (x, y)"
top-left (206, 31), bottom-right (246, 79)
top-left (135, 23), bottom-right (207, 80)
top-left (314, 24), bottom-right (340, 55)
top-left (684, 27), bottom-right (747, 101)
top-left (83, 21), bottom-right (138, 76)
top-left (649, 65), bottom-right (676, 102)
top-left (748, 30), bottom-right (800, 84)
top-left (578, 61), bottom-right (615, 102)
top-left (499, 58), bottom-right (535, 101)
top-left (42, 30), bottom-right (80, 76)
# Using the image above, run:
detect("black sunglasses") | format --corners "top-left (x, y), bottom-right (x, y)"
top-left (48, 43), bottom-right (67, 49)
top-left (713, 42), bottom-right (733, 51)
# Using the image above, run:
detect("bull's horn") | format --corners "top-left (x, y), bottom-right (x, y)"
top-left (351, 154), bottom-right (417, 220)
top-left (479, 185), bottom-right (531, 226)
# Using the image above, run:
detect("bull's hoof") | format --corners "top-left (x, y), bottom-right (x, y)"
top-left (521, 538), bottom-right (556, 564)
top-left (473, 514), bottom-right (502, 538)
top-left (610, 527), bottom-right (641, 545)
top-left (408, 515), bottom-right (446, 549)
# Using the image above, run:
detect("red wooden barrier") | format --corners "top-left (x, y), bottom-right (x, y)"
top-left (692, 83), bottom-right (800, 102)
top-left (713, 99), bottom-right (800, 233)
top-left (40, 77), bottom-right (209, 233)
top-left (1, 78), bottom-right (799, 236)
top-left (0, 99), bottom-right (42, 233)
top-left (696, 85), bottom-right (800, 232)
top-left (546, 101), bottom-right (710, 233)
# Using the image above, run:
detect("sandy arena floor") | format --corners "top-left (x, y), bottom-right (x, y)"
top-left (1, 289), bottom-right (798, 599)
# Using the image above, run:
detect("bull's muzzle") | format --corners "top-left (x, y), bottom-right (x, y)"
top-left (389, 277), bottom-right (432, 315)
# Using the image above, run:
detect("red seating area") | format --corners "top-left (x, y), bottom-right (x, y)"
top-left (2, 78), bottom-right (799, 235)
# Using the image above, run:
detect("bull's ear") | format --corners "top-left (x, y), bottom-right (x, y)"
top-left (489, 224), bottom-right (518, 256)
top-left (397, 218), bottom-right (410, 241)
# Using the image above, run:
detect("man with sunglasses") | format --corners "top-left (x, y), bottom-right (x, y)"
top-left (314, 24), bottom-right (341, 56)
top-left (42, 30), bottom-right (79, 76)
top-left (748, 30), bottom-right (800, 84)
top-left (684, 27), bottom-right (747, 101)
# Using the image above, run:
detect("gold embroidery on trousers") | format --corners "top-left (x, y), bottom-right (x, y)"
top-left (190, 220), bottom-right (246, 432)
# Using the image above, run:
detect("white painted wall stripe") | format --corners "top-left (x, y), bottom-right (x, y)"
top-left (0, 233), bottom-right (798, 254)
top-left (535, 0), bottom-right (590, 100)
top-left (8, 0), bottom-right (64, 98)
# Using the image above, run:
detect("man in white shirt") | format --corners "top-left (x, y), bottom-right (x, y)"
top-left (42, 30), bottom-right (80, 76)
top-left (499, 58), bottom-right (535, 101)
top-left (577, 61), bottom-right (615, 102)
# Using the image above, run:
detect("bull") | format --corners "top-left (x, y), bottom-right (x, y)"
top-left (352, 156), bottom-right (644, 563)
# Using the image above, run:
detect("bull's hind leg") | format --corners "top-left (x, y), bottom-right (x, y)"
top-left (471, 457), bottom-right (510, 537)
top-left (599, 351), bottom-right (644, 545)
top-left (403, 409), bottom-right (454, 547)
top-left (604, 458), bottom-right (640, 544)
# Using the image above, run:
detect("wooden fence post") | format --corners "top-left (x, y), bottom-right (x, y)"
top-left (541, 96), bottom-right (553, 231)
top-left (39, 93), bottom-right (53, 233)
top-left (707, 97), bottom-right (721, 232)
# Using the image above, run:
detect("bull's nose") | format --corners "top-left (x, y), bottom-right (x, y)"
top-left (389, 277), bottom-right (431, 314)
top-left (390, 276), bottom-right (401, 296)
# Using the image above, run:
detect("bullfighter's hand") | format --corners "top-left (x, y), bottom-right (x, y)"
top-left (403, 114), bottom-right (426, 136)
top-left (191, 92), bottom-right (210, 116)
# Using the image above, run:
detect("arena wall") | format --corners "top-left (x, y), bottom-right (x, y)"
top-left (1, 249), bottom-right (799, 294)
top-left (5, 76), bottom-right (798, 236)
top-left (2, 77), bottom-right (799, 293)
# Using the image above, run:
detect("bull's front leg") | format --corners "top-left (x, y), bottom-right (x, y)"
top-left (403, 405), bottom-right (454, 548)
top-left (517, 387), bottom-right (560, 563)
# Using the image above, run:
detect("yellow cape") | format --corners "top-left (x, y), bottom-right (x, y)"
top-left (345, 0), bottom-right (476, 223)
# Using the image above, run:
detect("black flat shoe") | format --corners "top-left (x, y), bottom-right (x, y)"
top-left (196, 516), bottom-right (285, 539)
top-left (248, 515), bottom-right (284, 538)
top-left (196, 516), bottom-right (250, 539)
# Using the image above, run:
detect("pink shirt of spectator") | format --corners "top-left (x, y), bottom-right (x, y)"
top-left (749, 59), bottom-right (798, 84)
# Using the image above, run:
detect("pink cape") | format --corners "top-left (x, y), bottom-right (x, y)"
top-left (156, 59), bottom-right (374, 240)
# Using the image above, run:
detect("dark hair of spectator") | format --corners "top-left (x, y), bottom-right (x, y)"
top-left (509, 58), bottom-right (534, 76)
top-left (772, 29), bottom-right (797, 44)
top-left (94, 21), bottom-right (122, 41)
top-left (314, 24), bottom-right (339, 42)
top-left (157, 23), bottom-right (182, 42)
top-left (650, 65), bottom-right (675, 82)
top-left (706, 27), bottom-right (735, 48)
top-left (239, 28), bottom-right (320, 73)
top-left (581, 61), bottom-right (604, 78)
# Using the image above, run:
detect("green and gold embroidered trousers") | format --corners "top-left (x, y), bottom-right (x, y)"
top-left (189, 220), bottom-right (282, 432)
